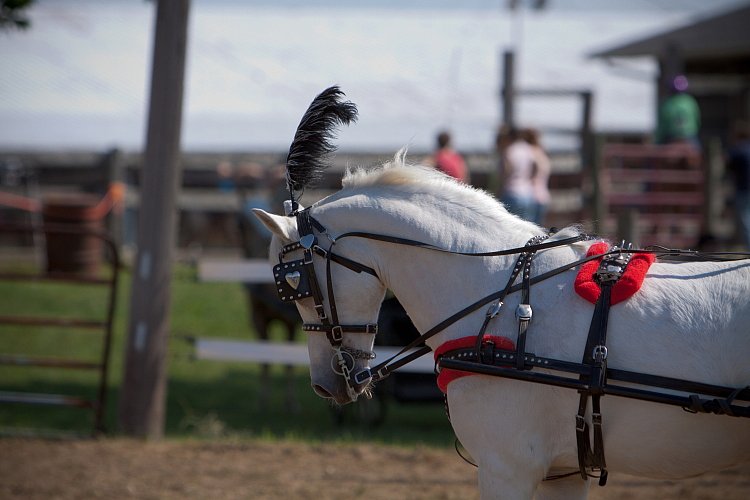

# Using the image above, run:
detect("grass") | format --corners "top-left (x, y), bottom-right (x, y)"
top-left (0, 258), bottom-right (455, 447)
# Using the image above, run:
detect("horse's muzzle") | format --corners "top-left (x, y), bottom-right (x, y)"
top-left (311, 373), bottom-right (370, 405)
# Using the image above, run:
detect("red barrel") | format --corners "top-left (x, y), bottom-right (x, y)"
top-left (42, 193), bottom-right (104, 276)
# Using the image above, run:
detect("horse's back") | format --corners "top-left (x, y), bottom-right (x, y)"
top-left (608, 259), bottom-right (750, 386)
top-left (581, 258), bottom-right (750, 476)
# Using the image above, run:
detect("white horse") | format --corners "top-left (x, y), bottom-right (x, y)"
top-left (255, 155), bottom-right (750, 499)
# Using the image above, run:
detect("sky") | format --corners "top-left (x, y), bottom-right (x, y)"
top-left (0, 0), bottom-right (745, 152)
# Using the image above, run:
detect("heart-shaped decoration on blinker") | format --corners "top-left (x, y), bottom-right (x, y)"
top-left (285, 271), bottom-right (301, 290)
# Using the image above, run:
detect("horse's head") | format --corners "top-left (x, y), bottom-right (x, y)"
top-left (252, 86), bottom-right (387, 404)
top-left (254, 207), bottom-right (387, 404)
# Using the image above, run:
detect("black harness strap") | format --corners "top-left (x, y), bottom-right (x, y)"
top-left (575, 249), bottom-right (632, 485)
top-left (515, 235), bottom-right (547, 370)
top-left (439, 245), bottom-right (634, 485)
top-left (575, 282), bottom-right (613, 484)
top-left (473, 244), bottom-right (532, 357)
top-left (364, 247), bottom-right (608, 384)
top-left (280, 240), bottom-right (378, 277)
top-left (335, 230), bottom-right (584, 257)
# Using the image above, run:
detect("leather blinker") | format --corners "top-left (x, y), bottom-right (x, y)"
top-left (273, 259), bottom-right (314, 302)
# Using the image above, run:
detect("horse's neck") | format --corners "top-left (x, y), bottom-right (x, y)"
top-left (329, 196), bottom-right (555, 348)
top-left (319, 187), bottom-right (589, 349)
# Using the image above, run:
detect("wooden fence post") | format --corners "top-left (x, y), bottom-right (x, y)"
top-left (501, 50), bottom-right (515, 129)
top-left (119, 0), bottom-right (190, 439)
top-left (589, 134), bottom-right (606, 235)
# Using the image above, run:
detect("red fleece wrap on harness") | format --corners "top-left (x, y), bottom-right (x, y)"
top-left (434, 335), bottom-right (515, 393)
top-left (574, 242), bottom-right (656, 305)
top-left (433, 243), bottom-right (656, 394)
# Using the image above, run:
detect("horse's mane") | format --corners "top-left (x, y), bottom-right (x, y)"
top-left (340, 150), bottom-right (584, 243)
top-left (342, 149), bottom-right (506, 220)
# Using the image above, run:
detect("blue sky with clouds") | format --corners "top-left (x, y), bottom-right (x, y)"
top-left (0, 0), bottom-right (744, 151)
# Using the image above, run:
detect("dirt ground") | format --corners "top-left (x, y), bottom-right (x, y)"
top-left (1, 438), bottom-right (748, 500)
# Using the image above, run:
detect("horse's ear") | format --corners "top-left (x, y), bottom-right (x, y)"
top-left (252, 208), bottom-right (298, 242)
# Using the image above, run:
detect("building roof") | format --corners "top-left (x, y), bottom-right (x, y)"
top-left (591, 3), bottom-right (750, 61)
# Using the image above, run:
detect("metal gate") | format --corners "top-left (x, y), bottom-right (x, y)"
top-left (0, 223), bottom-right (119, 436)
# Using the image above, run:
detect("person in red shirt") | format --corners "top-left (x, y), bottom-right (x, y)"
top-left (431, 130), bottom-right (469, 183)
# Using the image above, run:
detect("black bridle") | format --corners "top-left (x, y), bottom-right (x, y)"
top-left (274, 209), bottom-right (379, 400)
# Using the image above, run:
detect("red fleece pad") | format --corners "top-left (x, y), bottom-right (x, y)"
top-left (574, 242), bottom-right (656, 305)
top-left (434, 335), bottom-right (515, 393)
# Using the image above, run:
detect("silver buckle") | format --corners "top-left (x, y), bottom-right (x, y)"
top-left (314, 304), bottom-right (327, 320)
top-left (592, 345), bottom-right (608, 363)
top-left (515, 303), bottom-right (533, 321)
top-left (576, 414), bottom-right (586, 432)
top-left (487, 301), bottom-right (503, 318)
top-left (330, 325), bottom-right (344, 343)
top-left (283, 199), bottom-right (295, 216)
top-left (303, 248), bottom-right (314, 265)
top-left (354, 367), bottom-right (372, 385)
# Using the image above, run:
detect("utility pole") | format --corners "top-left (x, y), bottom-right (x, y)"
top-left (501, 50), bottom-right (515, 129)
top-left (119, 0), bottom-right (190, 438)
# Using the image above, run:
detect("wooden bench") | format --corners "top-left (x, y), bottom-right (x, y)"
top-left (190, 337), bottom-right (434, 373)
top-left (198, 258), bottom-right (273, 283)
top-left (194, 258), bottom-right (434, 374)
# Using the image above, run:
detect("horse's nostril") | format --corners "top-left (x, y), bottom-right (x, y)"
top-left (312, 384), bottom-right (333, 399)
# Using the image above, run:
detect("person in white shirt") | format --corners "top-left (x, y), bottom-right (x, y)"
top-left (498, 127), bottom-right (536, 221)
top-left (522, 128), bottom-right (551, 225)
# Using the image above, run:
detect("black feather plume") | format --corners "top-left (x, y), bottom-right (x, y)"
top-left (285, 86), bottom-right (358, 205)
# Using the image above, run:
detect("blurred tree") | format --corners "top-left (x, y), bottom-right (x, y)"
top-left (0, 0), bottom-right (34, 31)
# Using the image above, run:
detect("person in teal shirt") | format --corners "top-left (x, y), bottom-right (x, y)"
top-left (655, 75), bottom-right (701, 147)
